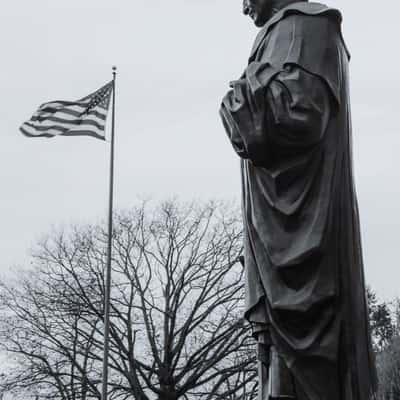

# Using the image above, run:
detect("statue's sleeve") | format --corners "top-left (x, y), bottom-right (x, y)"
top-left (264, 67), bottom-right (331, 149)
top-left (220, 14), bottom-right (343, 165)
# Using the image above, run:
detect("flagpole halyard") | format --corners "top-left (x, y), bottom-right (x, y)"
top-left (101, 66), bottom-right (117, 400)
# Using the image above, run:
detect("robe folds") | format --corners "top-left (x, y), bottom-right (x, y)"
top-left (220, 2), bottom-right (377, 400)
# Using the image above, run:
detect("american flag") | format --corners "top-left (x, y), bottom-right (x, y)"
top-left (20, 81), bottom-right (113, 140)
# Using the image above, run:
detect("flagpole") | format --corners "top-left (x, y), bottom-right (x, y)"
top-left (101, 66), bottom-right (117, 400)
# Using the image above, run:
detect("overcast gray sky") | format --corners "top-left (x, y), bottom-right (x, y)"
top-left (1, 0), bottom-right (399, 300)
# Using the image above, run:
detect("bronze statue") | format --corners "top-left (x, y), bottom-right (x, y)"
top-left (220, 1), bottom-right (377, 399)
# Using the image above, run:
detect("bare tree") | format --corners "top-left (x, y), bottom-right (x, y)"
top-left (0, 200), bottom-right (257, 400)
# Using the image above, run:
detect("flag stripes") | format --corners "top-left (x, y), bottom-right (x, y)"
top-left (28, 117), bottom-right (105, 130)
top-left (20, 81), bottom-right (113, 140)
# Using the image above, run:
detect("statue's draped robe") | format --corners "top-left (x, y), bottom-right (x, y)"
top-left (220, 2), bottom-right (377, 400)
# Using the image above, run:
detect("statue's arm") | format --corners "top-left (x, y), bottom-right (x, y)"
top-left (265, 66), bottom-right (331, 149)
top-left (220, 65), bottom-right (332, 165)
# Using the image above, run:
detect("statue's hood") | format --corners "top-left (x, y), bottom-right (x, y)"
top-left (249, 2), bottom-right (349, 62)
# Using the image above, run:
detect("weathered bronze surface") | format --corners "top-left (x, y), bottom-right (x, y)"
top-left (220, 1), bottom-right (377, 399)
